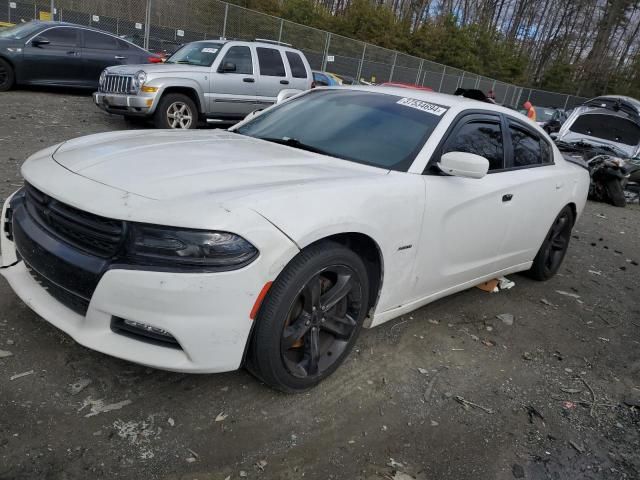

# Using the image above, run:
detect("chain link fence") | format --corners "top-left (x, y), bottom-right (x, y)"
top-left (0, 0), bottom-right (589, 109)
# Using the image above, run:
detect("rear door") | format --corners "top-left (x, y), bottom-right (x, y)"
top-left (81, 30), bottom-right (132, 87)
top-left (284, 50), bottom-right (311, 90)
top-left (255, 47), bottom-right (290, 109)
top-left (22, 27), bottom-right (83, 85)
top-left (209, 44), bottom-right (257, 117)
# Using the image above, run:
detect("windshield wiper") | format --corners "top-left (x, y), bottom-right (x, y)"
top-left (258, 137), bottom-right (333, 156)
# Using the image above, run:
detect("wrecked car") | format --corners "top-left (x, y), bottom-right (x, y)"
top-left (556, 95), bottom-right (640, 207)
top-left (0, 87), bottom-right (589, 392)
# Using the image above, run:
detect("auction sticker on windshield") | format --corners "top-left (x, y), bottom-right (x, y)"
top-left (397, 98), bottom-right (448, 116)
top-left (202, 48), bottom-right (218, 53)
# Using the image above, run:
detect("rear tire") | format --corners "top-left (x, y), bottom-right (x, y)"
top-left (248, 241), bottom-right (370, 393)
top-left (528, 206), bottom-right (574, 281)
top-left (153, 93), bottom-right (198, 129)
top-left (606, 179), bottom-right (626, 207)
top-left (0, 58), bottom-right (15, 92)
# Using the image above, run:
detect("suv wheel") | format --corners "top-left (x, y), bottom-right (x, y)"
top-left (0, 58), bottom-right (15, 92)
top-left (154, 93), bottom-right (198, 129)
top-left (248, 242), bottom-right (370, 392)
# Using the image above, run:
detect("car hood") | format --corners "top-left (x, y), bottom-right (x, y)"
top-left (105, 63), bottom-right (209, 75)
top-left (51, 130), bottom-right (387, 201)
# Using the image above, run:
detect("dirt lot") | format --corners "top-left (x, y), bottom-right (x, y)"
top-left (0, 90), bottom-right (639, 480)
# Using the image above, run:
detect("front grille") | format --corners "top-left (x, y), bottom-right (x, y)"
top-left (100, 74), bottom-right (133, 94)
top-left (24, 261), bottom-right (90, 316)
top-left (25, 184), bottom-right (124, 257)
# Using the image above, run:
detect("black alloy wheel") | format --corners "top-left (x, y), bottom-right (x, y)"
top-left (0, 58), bottom-right (15, 92)
top-left (280, 264), bottom-right (362, 379)
top-left (248, 241), bottom-right (370, 392)
top-left (528, 205), bottom-right (574, 280)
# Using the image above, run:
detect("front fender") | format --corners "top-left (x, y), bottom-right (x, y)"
top-left (147, 78), bottom-right (207, 113)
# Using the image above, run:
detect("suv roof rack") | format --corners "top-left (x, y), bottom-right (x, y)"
top-left (254, 38), bottom-right (293, 47)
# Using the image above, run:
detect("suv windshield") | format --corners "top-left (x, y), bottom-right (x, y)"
top-left (0, 21), bottom-right (42, 40)
top-left (235, 90), bottom-right (447, 171)
top-left (165, 41), bottom-right (223, 66)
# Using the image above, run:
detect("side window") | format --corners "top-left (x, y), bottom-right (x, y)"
top-left (540, 139), bottom-right (553, 164)
top-left (257, 47), bottom-right (286, 77)
top-left (42, 28), bottom-right (78, 47)
top-left (221, 46), bottom-right (253, 74)
top-left (117, 39), bottom-right (131, 50)
top-left (286, 51), bottom-right (307, 79)
top-left (442, 120), bottom-right (504, 171)
top-left (84, 30), bottom-right (119, 50)
top-left (509, 125), bottom-right (542, 167)
top-left (313, 72), bottom-right (329, 86)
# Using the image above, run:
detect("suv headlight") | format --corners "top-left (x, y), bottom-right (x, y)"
top-left (132, 70), bottom-right (147, 92)
top-left (127, 225), bottom-right (258, 269)
top-left (99, 69), bottom-right (107, 87)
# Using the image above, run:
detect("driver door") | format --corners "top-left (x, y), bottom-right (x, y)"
top-left (22, 27), bottom-right (83, 85)
top-left (413, 113), bottom-right (520, 299)
top-left (208, 44), bottom-right (257, 118)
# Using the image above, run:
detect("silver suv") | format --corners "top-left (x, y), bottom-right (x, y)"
top-left (93, 39), bottom-right (312, 128)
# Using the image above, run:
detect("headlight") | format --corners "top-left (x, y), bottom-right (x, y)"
top-left (132, 70), bottom-right (147, 92)
top-left (128, 225), bottom-right (258, 269)
top-left (99, 69), bottom-right (107, 87)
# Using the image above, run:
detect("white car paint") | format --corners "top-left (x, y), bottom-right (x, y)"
top-left (0, 87), bottom-right (590, 373)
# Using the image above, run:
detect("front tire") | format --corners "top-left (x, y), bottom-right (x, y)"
top-left (153, 93), bottom-right (198, 129)
top-left (248, 242), bottom-right (370, 393)
top-left (528, 206), bottom-right (574, 281)
top-left (0, 58), bottom-right (15, 92)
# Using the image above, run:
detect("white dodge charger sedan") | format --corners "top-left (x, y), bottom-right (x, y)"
top-left (0, 87), bottom-right (589, 392)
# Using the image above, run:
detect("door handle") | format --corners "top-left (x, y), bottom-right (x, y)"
top-left (502, 194), bottom-right (513, 202)
top-left (114, 55), bottom-right (126, 60)
top-left (280, 80), bottom-right (289, 85)
top-left (243, 77), bottom-right (255, 83)
top-left (66, 51), bottom-right (78, 56)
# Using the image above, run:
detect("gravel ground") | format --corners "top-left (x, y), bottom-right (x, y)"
top-left (0, 90), bottom-right (639, 480)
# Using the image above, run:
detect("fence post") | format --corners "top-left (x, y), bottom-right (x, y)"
top-left (415, 59), bottom-right (423, 86)
top-left (321, 32), bottom-right (331, 71)
top-left (50, 0), bottom-right (54, 19)
top-left (562, 95), bottom-right (570, 110)
top-left (222, 3), bottom-right (228, 38)
top-left (389, 52), bottom-right (397, 81)
top-left (143, 0), bottom-right (152, 50)
top-left (438, 67), bottom-right (446, 92)
top-left (458, 70), bottom-right (465, 88)
top-left (278, 19), bottom-right (283, 43)
top-left (356, 43), bottom-right (366, 82)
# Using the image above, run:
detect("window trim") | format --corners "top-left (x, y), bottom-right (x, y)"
top-left (503, 115), bottom-right (555, 170)
top-left (256, 46), bottom-right (287, 77)
top-left (424, 110), bottom-right (507, 175)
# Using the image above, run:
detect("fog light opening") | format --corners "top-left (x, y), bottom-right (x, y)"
top-left (111, 317), bottom-right (182, 349)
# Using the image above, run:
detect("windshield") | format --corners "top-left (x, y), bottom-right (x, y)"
top-left (165, 41), bottom-right (223, 66)
top-left (235, 89), bottom-right (447, 171)
top-left (569, 113), bottom-right (640, 147)
top-left (0, 21), bottom-right (42, 40)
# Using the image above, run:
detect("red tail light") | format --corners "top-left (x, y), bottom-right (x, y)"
top-left (148, 56), bottom-right (163, 63)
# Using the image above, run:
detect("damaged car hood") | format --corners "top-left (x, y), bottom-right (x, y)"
top-left (51, 130), bottom-right (387, 201)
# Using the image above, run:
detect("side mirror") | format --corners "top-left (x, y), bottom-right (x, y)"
top-left (438, 151), bottom-right (489, 179)
top-left (32, 36), bottom-right (50, 47)
top-left (276, 89), bottom-right (301, 104)
top-left (220, 62), bottom-right (236, 73)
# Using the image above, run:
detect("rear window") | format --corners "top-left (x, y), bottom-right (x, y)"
top-left (257, 47), bottom-right (286, 77)
top-left (569, 114), bottom-right (640, 146)
top-left (285, 51), bottom-right (307, 79)
top-left (84, 30), bottom-right (119, 50)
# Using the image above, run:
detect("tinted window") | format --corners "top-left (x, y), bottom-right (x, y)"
top-left (569, 114), bottom-right (640, 146)
top-left (42, 27), bottom-right (78, 47)
top-left (541, 140), bottom-right (553, 164)
top-left (221, 46), bottom-right (253, 74)
top-left (236, 90), bottom-right (446, 171)
top-left (443, 120), bottom-right (504, 170)
top-left (84, 30), bottom-right (119, 50)
top-left (510, 126), bottom-right (542, 167)
top-left (286, 51), bottom-right (307, 78)
top-left (257, 47), bottom-right (285, 77)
